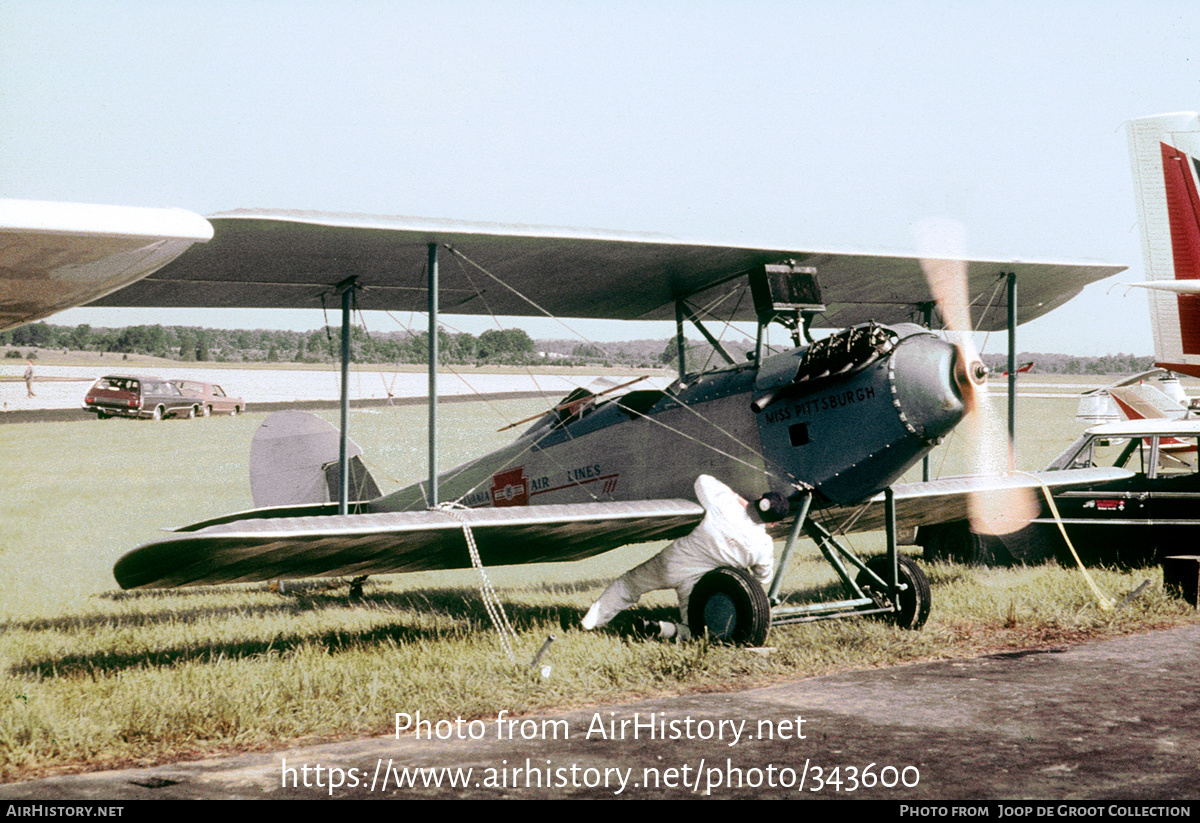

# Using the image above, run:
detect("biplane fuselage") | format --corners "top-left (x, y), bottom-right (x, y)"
top-left (375, 322), bottom-right (965, 518)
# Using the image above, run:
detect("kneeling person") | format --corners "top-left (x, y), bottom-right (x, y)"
top-left (581, 475), bottom-right (787, 639)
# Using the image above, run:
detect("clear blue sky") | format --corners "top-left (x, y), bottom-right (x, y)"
top-left (4, 1), bottom-right (1198, 354)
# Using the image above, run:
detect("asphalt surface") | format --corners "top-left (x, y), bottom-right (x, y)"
top-left (3, 624), bottom-right (1198, 800)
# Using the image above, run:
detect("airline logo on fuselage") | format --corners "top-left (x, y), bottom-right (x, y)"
top-left (486, 463), bottom-right (619, 507)
top-left (490, 467), bottom-right (529, 506)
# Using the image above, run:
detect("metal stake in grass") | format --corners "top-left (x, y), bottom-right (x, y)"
top-left (530, 634), bottom-right (556, 680)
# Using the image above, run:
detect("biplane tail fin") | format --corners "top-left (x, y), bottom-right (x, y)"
top-left (1127, 112), bottom-right (1200, 378)
top-left (249, 410), bottom-right (381, 508)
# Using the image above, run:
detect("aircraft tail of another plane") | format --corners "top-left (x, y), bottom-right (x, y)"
top-left (1075, 369), bottom-right (1191, 423)
top-left (1128, 112), bottom-right (1200, 378)
top-left (1107, 382), bottom-right (1189, 421)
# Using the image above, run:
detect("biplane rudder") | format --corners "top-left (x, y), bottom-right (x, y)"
top-left (1127, 112), bottom-right (1200, 378)
top-left (249, 410), bottom-right (382, 508)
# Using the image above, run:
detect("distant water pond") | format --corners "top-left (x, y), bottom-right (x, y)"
top-left (2, 364), bottom-right (664, 411)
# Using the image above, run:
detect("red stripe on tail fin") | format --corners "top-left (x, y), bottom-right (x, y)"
top-left (1161, 142), bottom-right (1200, 354)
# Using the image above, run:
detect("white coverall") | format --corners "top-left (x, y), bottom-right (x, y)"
top-left (581, 475), bottom-right (775, 632)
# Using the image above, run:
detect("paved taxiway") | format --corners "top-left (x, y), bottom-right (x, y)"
top-left (4, 623), bottom-right (1197, 800)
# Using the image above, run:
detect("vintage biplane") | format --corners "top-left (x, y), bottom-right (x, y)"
top-left (0, 197), bottom-right (1129, 644)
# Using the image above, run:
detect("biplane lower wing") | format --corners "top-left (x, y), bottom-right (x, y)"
top-left (114, 468), bottom-right (1133, 590)
top-left (113, 499), bottom-right (706, 589)
top-left (801, 467), bottom-right (1136, 537)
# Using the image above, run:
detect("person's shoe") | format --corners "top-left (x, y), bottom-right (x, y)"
top-left (581, 603), bottom-right (601, 630)
top-left (633, 617), bottom-right (660, 637)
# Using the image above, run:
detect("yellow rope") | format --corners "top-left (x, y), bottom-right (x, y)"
top-left (1014, 471), bottom-right (1115, 611)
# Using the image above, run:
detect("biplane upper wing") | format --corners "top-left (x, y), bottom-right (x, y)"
top-left (74, 208), bottom-right (1125, 330)
top-left (806, 466), bottom-right (1135, 536)
top-left (0, 199), bottom-right (212, 331)
top-left (114, 499), bottom-right (706, 589)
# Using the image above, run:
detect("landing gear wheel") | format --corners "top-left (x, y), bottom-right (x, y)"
top-left (856, 555), bottom-right (931, 630)
top-left (687, 566), bottom-right (771, 646)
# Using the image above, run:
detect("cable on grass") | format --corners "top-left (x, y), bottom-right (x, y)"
top-left (1015, 471), bottom-right (1116, 611)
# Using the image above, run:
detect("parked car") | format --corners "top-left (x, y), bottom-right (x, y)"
top-left (918, 419), bottom-right (1200, 567)
top-left (170, 380), bottom-right (245, 417)
top-left (83, 375), bottom-right (195, 420)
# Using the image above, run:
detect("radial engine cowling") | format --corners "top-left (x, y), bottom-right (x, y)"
top-left (753, 323), bottom-right (967, 505)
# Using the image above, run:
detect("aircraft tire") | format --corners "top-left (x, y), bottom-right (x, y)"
top-left (687, 566), bottom-right (771, 646)
top-left (856, 555), bottom-right (931, 630)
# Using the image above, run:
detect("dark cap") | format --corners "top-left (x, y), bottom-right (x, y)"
top-left (755, 492), bottom-right (790, 523)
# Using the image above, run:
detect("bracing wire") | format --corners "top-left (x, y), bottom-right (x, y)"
top-left (444, 246), bottom-right (797, 489)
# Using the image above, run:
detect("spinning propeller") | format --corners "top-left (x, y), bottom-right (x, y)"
top-left (916, 219), bottom-right (1039, 536)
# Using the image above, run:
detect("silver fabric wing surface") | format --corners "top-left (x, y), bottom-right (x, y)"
top-left (113, 469), bottom-right (1133, 590)
top-left (87, 209), bottom-right (1127, 331)
top-left (803, 467), bottom-right (1136, 536)
top-left (114, 500), bottom-right (706, 589)
top-left (0, 200), bottom-right (212, 330)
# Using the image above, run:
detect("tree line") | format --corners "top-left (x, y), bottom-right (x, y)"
top-left (1, 322), bottom-right (1158, 375)
top-left (980, 351), bottom-right (1156, 376)
top-left (0, 322), bottom-right (644, 367)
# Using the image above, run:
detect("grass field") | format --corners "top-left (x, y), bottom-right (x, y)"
top-left (2, 385), bottom-right (1198, 781)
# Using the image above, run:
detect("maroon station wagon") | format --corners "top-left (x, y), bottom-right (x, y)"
top-left (170, 380), bottom-right (245, 417)
top-left (83, 375), bottom-right (195, 420)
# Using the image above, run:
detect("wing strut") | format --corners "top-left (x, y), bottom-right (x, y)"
top-left (1007, 271), bottom-right (1017, 441)
top-left (428, 242), bottom-right (439, 507)
top-left (678, 301), bottom-right (737, 366)
top-left (674, 300), bottom-right (687, 382)
top-left (337, 277), bottom-right (357, 515)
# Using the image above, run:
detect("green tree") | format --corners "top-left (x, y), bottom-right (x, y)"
top-left (478, 328), bottom-right (534, 362)
top-left (178, 329), bottom-right (196, 361)
top-left (69, 324), bottom-right (92, 351)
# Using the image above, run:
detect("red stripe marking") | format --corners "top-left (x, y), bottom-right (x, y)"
top-left (530, 473), bottom-right (620, 497)
top-left (1160, 142), bottom-right (1200, 354)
